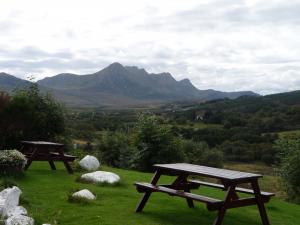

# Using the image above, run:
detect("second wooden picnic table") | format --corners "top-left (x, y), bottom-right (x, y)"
top-left (21, 141), bottom-right (76, 174)
top-left (135, 163), bottom-right (274, 225)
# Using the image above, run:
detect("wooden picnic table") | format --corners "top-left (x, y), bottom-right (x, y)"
top-left (135, 163), bottom-right (275, 225)
top-left (21, 141), bottom-right (76, 174)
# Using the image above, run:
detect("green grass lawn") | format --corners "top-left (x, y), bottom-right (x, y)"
top-left (3, 162), bottom-right (300, 225)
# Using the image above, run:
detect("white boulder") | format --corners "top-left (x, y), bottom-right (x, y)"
top-left (81, 171), bottom-right (120, 184)
top-left (0, 197), bottom-right (5, 215)
top-left (5, 215), bottom-right (34, 225)
top-left (72, 189), bottom-right (96, 200)
top-left (0, 186), bottom-right (22, 217)
top-left (79, 155), bottom-right (100, 171)
top-left (4, 206), bottom-right (27, 218)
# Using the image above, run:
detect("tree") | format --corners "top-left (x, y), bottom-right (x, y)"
top-left (275, 139), bottom-right (300, 203)
top-left (182, 140), bottom-right (223, 167)
top-left (131, 115), bottom-right (184, 171)
top-left (219, 140), bottom-right (256, 162)
top-left (0, 84), bottom-right (65, 149)
top-left (97, 131), bottom-right (133, 168)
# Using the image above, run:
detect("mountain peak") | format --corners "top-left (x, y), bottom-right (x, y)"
top-left (0, 72), bottom-right (29, 92)
top-left (179, 78), bottom-right (192, 84)
top-left (124, 66), bottom-right (147, 75)
top-left (152, 72), bottom-right (175, 81)
top-left (108, 62), bottom-right (124, 69)
top-left (0, 72), bottom-right (14, 77)
top-left (0, 72), bottom-right (26, 82)
top-left (98, 62), bottom-right (127, 76)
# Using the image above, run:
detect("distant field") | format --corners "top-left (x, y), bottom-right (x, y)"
top-left (224, 162), bottom-right (284, 198)
top-left (3, 162), bottom-right (299, 225)
top-left (278, 130), bottom-right (300, 140)
top-left (175, 122), bottom-right (223, 129)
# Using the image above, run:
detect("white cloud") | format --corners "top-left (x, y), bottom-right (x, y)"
top-left (0, 0), bottom-right (300, 94)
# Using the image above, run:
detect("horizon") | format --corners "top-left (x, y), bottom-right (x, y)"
top-left (2, 61), bottom-right (299, 96)
top-left (1, 0), bottom-right (300, 95)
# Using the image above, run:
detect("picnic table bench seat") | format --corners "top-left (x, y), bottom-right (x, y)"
top-left (49, 152), bottom-right (76, 161)
top-left (135, 182), bottom-right (224, 211)
top-left (27, 152), bottom-right (76, 161)
top-left (189, 180), bottom-right (275, 201)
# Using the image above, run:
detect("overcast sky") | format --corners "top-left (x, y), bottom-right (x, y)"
top-left (0, 0), bottom-right (300, 94)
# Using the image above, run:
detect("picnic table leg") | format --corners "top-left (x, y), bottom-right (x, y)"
top-left (251, 180), bottom-right (270, 225)
top-left (24, 160), bottom-right (32, 170)
top-left (213, 185), bottom-right (236, 225)
top-left (48, 160), bottom-right (56, 170)
top-left (136, 171), bottom-right (161, 212)
top-left (172, 175), bottom-right (194, 208)
top-left (58, 149), bottom-right (73, 174)
top-left (184, 185), bottom-right (194, 208)
top-left (24, 148), bottom-right (37, 171)
top-left (62, 160), bottom-right (73, 174)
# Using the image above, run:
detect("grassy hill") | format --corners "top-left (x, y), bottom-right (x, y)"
top-left (4, 162), bottom-right (299, 225)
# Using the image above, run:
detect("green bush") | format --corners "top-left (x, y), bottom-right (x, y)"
top-left (0, 150), bottom-right (27, 175)
top-left (219, 140), bottom-right (256, 162)
top-left (96, 115), bottom-right (224, 171)
top-left (275, 139), bottom-right (300, 203)
top-left (182, 140), bottom-right (223, 168)
top-left (97, 131), bottom-right (133, 168)
top-left (131, 115), bottom-right (184, 171)
top-left (0, 84), bottom-right (65, 149)
top-left (0, 177), bottom-right (18, 190)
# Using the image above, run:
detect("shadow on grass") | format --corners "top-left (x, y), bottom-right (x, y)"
top-left (136, 206), bottom-right (263, 225)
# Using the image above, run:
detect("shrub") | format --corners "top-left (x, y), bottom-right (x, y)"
top-left (0, 150), bottom-right (27, 176)
top-left (275, 139), bottom-right (300, 203)
top-left (0, 177), bottom-right (18, 190)
top-left (0, 84), bottom-right (65, 149)
top-left (182, 140), bottom-right (223, 168)
top-left (97, 131), bottom-right (133, 168)
top-left (219, 140), bottom-right (256, 162)
top-left (131, 115), bottom-right (184, 171)
top-left (192, 128), bottom-right (230, 147)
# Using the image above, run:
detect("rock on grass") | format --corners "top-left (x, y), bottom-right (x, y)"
top-left (72, 189), bottom-right (96, 200)
top-left (81, 171), bottom-right (120, 185)
top-left (79, 155), bottom-right (100, 171)
top-left (5, 215), bottom-right (34, 225)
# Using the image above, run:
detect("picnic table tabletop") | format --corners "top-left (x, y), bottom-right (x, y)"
top-left (21, 141), bottom-right (64, 147)
top-left (154, 163), bottom-right (263, 181)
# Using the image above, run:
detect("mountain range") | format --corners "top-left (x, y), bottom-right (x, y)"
top-left (0, 62), bottom-right (258, 107)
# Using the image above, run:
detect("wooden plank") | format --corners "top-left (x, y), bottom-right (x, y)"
top-left (251, 180), bottom-right (271, 225)
top-left (135, 182), bottom-right (223, 206)
top-left (25, 156), bottom-right (75, 162)
top-left (189, 180), bottom-right (275, 198)
top-left (50, 152), bottom-right (76, 160)
top-left (21, 141), bottom-right (64, 146)
top-left (136, 171), bottom-right (161, 212)
top-left (235, 187), bottom-right (274, 197)
top-left (154, 163), bottom-right (262, 181)
top-left (160, 183), bottom-right (200, 190)
top-left (225, 197), bottom-right (269, 209)
top-left (213, 185), bottom-right (236, 225)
